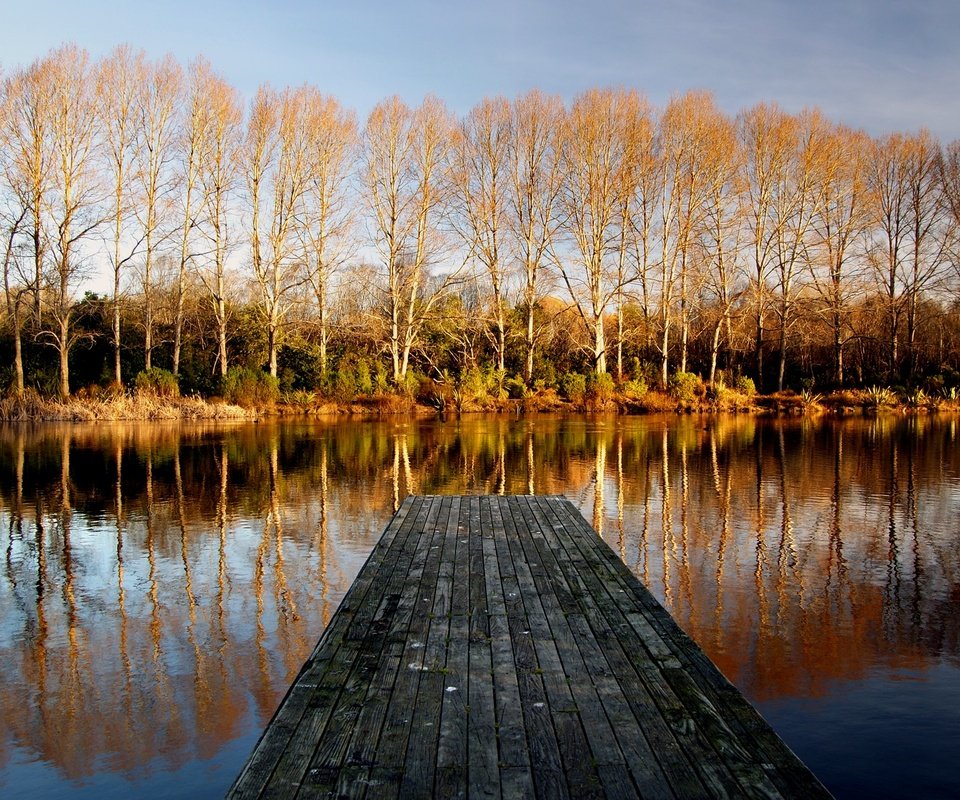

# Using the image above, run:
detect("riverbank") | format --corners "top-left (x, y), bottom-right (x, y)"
top-left (1, 385), bottom-right (958, 422)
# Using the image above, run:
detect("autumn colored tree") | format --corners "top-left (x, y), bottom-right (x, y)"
top-left (133, 53), bottom-right (182, 371)
top-left (450, 96), bottom-right (512, 373)
top-left (560, 89), bottom-right (643, 375)
top-left (738, 103), bottom-right (794, 390)
top-left (657, 91), bottom-right (728, 384)
top-left (44, 45), bottom-right (104, 397)
top-left (300, 90), bottom-right (357, 374)
top-left (245, 85), bottom-right (314, 378)
top-left (808, 126), bottom-right (869, 384)
top-left (97, 45), bottom-right (143, 385)
top-left (509, 90), bottom-right (565, 384)
top-left (364, 95), bottom-right (460, 383)
top-left (195, 66), bottom-right (242, 381)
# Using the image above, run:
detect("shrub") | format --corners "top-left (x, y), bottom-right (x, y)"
top-left (734, 375), bottom-right (756, 397)
top-left (866, 385), bottom-right (895, 408)
top-left (224, 367), bottom-right (279, 407)
top-left (134, 368), bottom-right (180, 398)
top-left (669, 371), bottom-right (704, 403)
top-left (560, 372), bottom-right (587, 404)
top-left (355, 360), bottom-right (373, 395)
top-left (622, 378), bottom-right (648, 399)
top-left (586, 371), bottom-right (615, 404)
top-left (333, 368), bottom-right (357, 402)
top-left (505, 375), bottom-right (529, 399)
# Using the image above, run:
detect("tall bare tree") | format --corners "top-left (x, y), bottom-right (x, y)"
top-left (195, 66), bottom-right (242, 381)
top-left (134, 53), bottom-right (182, 371)
top-left (613, 93), bottom-right (654, 381)
top-left (867, 133), bottom-right (913, 377)
top-left (695, 107), bottom-right (744, 388)
top-left (2, 57), bottom-right (52, 326)
top-left (509, 90), bottom-right (564, 384)
top-left (451, 97), bottom-right (512, 373)
top-left (738, 103), bottom-right (794, 390)
top-left (300, 90), bottom-right (357, 374)
top-left (246, 86), bottom-right (316, 377)
top-left (771, 109), bottom-right (828, 391)
top-left (98, 45), bottom-right (143, 385)
top-left (657, 91), bottom-right (727, 384)
top-left (172, 59), bottom-right (211, 376)
top-left (560, 88), bottom-right (641, 375)
top-left (364, 95), bottom-right (459, 383)
top-left (902, 131), bottom-right (948, 378)
top-left (44, 45), bottom-right (104, 397)
top-left (809, 125), bottom-right (869, 384)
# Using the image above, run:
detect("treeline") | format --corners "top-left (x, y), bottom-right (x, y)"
top-left (2, 44), bottom-right (960, 402)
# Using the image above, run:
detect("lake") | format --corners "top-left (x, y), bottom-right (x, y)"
top-left (0, 414), bottom-right (957, 798)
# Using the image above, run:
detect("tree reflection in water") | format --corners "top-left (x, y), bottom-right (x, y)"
top-left (0, 414), bottom-right (957, 797)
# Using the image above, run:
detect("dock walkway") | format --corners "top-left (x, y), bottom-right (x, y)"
top-left (229, 495), bottom-right (830, 799)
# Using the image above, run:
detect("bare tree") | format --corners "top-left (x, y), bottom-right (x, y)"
top-left (172, 59), bottom-right (211, 376)
top-left (738, 103), bottom-right (794, 390)
top-left (509, 90), bottom-right (565, 384)
top-left (451, 96), bottom-right (512, 373)
top-left (300, 89), bottom-right (357, 374)
top-left (695, 107), bottom-right (744, 388)
top-left (97, 45), bottom-right (144, 385)
top-left (2, 57), bottom-right (52, 326)
top-left (133, 53), bottom-right (182, 371)
top-left (808, 126), bottom-right (869, 384)
top-left (902, 131), bottom-right (948, 378)
top-left (940, 140), bottom-right (960, 295)
top-left (657, 91), bottom-right (727, 384)
top-left (44, 45), bottom-right (104, 397)
top-left (867, 133), bottom-right (913, 377)
top-left (771, 109), bottom-right (828, 391)
top-left (0, 69), bottom-right (35, 394)
top-left (613, 93), bottom-right (654, 381)
top-left (195, 66), bottom-right (242, 380)
top-left (246, 86), bottom-right (317, 378)
top-left (560, 88), bottom-right (640, 375)
top-left (364, 95), bottom-right (460, 383)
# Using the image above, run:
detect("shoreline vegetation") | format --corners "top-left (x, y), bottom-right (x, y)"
top-left (4, 46), bottom-right (960, 426)
top-left (3, 379), bottom-right (958, 422)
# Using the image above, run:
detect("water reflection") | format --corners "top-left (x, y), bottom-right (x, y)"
top-left (0, 415), bottom-right (958, 797)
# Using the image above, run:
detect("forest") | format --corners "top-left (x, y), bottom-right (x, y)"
top-left (2, 44), bottom-right (960, 410)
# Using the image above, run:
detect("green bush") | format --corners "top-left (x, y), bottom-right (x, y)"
top-left (669, 371), bottom-right (704, 403)
top-left (561, 372), bottom-right (587, 403)
top-left (735, 375), bottom-right (756, 397)
top-left (224, 367), bottom-right (279, 407)
top-left (586, 371), bottom-right (615, 404)
top-left (505, 375), bottom-right (529, 399)
top-left (355, 360), bottom-right (373, 395)
top-left (333, 368), bottom-right (357, 402)
top-left (622, 378), bottom-right (648, 399)
top-left (134, 368), bottom-right (180, 398)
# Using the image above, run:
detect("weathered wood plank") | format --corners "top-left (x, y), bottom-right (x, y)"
top-left (230, 495), bottom-right (831, 800)
top-left (229, 496), bottom-right (423, 798)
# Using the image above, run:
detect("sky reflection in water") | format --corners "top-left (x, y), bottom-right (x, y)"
top-left (0, 414), bottom-right (957, 798)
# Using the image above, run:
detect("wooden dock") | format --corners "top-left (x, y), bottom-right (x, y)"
top-left (229, 495), bottom-right (831, 799)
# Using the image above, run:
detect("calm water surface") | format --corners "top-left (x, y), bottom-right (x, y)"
top-left (0, 414), bottom-right (957, 798)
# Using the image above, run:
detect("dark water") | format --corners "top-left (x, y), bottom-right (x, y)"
top-left (0, 414), bottom-right (957, 799)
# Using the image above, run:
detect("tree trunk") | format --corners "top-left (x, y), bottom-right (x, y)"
top-left (59, 311), bottom-right (70, 399)
top-left (525, 298), bottom-right (535, 384)
top-left (13, 300), bottom-right (25, 396)
top-left (594, 313), bottom-right (606, 374)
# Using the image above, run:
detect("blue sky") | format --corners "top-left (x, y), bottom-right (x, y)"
top-left (3, 0), bottom-right (959, 140)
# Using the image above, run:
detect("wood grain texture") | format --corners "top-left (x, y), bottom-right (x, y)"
top-left (228, 495), bottom-right (832, 800)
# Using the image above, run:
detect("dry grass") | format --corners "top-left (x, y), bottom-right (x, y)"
top-left (0, 390), bottom-right (252, 422)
